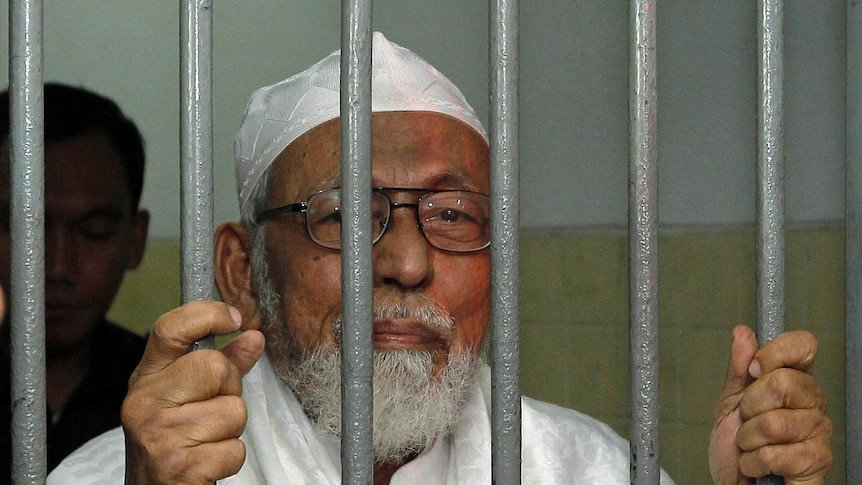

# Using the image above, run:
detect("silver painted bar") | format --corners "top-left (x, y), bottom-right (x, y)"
top-left (847, 0), bottom-right (862, 481)
top-left (628, 1), bottom-right (659, 484)
top-left (181, 0), bottom-right (216, 351)
top-left (489, 0), bottom-right (521, 483)
top-left (8, 0), bottom-right (47, 483)
top-left (756, 1), bottom-right (785, 484)
top-left (339, 2), bottom-right (374, 483)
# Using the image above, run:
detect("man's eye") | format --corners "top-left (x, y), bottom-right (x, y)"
top-left (318, 208), bottom-right (342, 225)
top-left (77, 219), bottom-right (120, 240)
top-left (431, 208), bottom-right (473, 224)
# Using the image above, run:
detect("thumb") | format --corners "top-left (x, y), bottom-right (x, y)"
top-left (221, 329), bottom-right (266, 376)
top-left (716, 326), bottom-right (759, 416)
top-left (709, 326), bottom-right (760, 484)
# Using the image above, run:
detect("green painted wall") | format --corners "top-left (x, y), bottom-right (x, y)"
top-left (110, 226), bottom-right (846, 484)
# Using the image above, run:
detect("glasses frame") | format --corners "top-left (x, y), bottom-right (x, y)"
top-left (255, 187), bottom-right (491, 253)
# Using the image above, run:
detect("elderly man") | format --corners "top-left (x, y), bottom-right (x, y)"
top-left (49, 33), bottom-right (831, 484)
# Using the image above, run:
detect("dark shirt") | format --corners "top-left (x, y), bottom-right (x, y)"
top-left (1, 321), bottom-right (146, 482)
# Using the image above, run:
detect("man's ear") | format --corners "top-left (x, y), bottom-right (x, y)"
top-left (215, 222), bottom-right (262, 330)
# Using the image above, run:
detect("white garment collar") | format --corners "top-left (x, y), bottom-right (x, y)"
top-left (226, 352), bottom-right (492, 484)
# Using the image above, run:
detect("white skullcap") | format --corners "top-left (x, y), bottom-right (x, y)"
top-left (234, 31), bottom-right (487, 214)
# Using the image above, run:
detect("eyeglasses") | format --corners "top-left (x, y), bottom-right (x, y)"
top-left (255, 187), bottom-right (491, 252)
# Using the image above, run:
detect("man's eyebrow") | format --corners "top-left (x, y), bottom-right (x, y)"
top-left (422, 172), bottom-right (476, 190)
top-left (367, 172), bottom-right (478, 191)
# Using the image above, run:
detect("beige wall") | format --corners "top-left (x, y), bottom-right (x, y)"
top-left (520, 226), bottom-right (844, 483)
top-left (110, 226), bottom-right (846, 484)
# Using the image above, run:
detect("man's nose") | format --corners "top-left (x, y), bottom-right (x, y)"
top-left (45, 229), bottom-right (78, 282)
top-left (372, 208), bottom-right (433, 289)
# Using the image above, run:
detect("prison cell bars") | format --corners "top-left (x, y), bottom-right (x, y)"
top-left (180, 2), bottom-right (218, 483)
top-left (8, 0), bottom-right (46, 483)
top-left (756, 0), bottom-right (786, 359)
top-left (847, 0), bottom-right (862, 483)
top-left (488, 0), bottom-right (522, 483)
top-left (756, 1), bottom-right (786, 483)
top-left (339, 2), bottom-right (375, 483)
top-left (8, 3), bottom-right (851, 485)
top-left (181, 0), bottom-right (216, 353)
top-left (629, 0), bottom-right (660, 483)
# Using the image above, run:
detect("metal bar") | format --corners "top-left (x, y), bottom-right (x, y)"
top-left (847, 0), bottom-right (862, 481)
top-left (8, 0), bottom-right (46, 483)
top-left (756, 1), bottom-right (785, 483)
top-left (628, 1), bottom-right (660, 484)
top-left (180, 0), bottom-right (215, 351)
top-left (7, 0), bottom-right (46, 483)
top-left (339, 2), bottom-right (374, 483)
top-left (489, 0), bottom-right (521, 483)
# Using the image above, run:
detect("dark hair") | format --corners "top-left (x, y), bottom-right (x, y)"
top-left (0, 83), bottom-right (146, 210)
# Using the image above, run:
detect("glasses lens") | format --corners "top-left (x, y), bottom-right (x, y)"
top-left (419, 191), bottom-right (490, 251)
top-left (370, 192), bottom-right (391, 242)
top-left (306, 190), bottom-right (342, 249)
top-left (306, 190), bottom-right (392, 249)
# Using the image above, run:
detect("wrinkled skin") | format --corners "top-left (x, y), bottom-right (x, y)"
top-left (709, 326), bottom-right (832, 484)
top-left (121, 302), bottom-right (264, 484)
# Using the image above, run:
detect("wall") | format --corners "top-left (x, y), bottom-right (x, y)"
top-left (520, 227), bottom-right (845, 483)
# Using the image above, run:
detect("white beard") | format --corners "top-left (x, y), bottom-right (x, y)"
top-left (279, 345), bottom-right (478, 463)
top-left (248, 230), bottom-right (480, 463)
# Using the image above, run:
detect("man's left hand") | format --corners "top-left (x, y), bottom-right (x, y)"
top-left (708, 326), bottom-right (832, 484)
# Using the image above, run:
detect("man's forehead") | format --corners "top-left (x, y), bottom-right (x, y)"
top-left (0, 135), bottom-right (133, 214)
top-left (283, 111), bottom-right (486, 142)
top-left (269, 112), bottom-right (489, 199)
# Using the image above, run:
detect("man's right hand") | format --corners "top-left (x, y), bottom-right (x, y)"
top-left (120, 301), bottom-right (265, 485)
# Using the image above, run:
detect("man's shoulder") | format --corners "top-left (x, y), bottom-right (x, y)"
top-left (521, 396), bottom-right (628, 451)
top-left (47, 427), bottom-right (125, 484)
top-left (519, 396), bottom-right (631, 483)
top-left (519, 396), bottom-right (675, 485)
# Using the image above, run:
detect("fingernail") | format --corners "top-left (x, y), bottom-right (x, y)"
top-left (228, 306), bottom-right (242, 328)
top-left (748, 359), bottom-right (762, 378)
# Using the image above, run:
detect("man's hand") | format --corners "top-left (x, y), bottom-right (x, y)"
top-left (121, 301), bottom-right (265, 485)
top-left (709, 326), bottom-right (832, 484)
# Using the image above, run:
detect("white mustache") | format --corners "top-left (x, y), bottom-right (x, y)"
top-left (333, 294), bottom-right (454, 338)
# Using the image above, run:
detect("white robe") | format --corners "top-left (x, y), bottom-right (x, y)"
top-left (48, 353), bottom-right (674, 484)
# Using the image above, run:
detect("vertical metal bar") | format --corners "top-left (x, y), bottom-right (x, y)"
top-left (756, 1), bottom-right (785, 484)
top-left (180, 0), bottom-right (215, 351)
top-left (847, 0), bottom-right (862, 482)
top-left (339, 2), bottom-right (373, 484)
top-left (8, 0), bottom-right (46, 483)
top-left (489, 0), bottom-right (521, 483)
top-left (628, 1), bottom-right (659, 484)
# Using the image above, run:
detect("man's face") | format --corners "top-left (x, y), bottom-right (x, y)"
top-left (260, 111), bottom-right (491, 374)
top-left (0, 132), bottom-right (148, 354)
